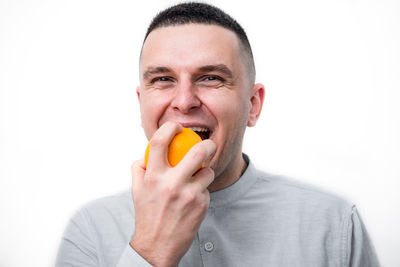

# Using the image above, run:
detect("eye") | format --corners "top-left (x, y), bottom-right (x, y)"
top-left (151, 76), bottom-right (172, 83)
top-left (203, 75), bottom-right (222, 81)
top-left (197, 75), bottom-right (224, 87)
top-left (148, 76), bottom-right (175, 89)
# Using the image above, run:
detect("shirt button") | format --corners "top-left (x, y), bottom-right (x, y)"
top-left (204, 241), bottom-right (214, 252)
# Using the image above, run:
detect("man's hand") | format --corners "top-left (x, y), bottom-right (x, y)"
top-left (130, 122), bottom-right (216, 267)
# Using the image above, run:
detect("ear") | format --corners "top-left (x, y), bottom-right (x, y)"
top-left (247, 83), bottom-right (265, 127)
top-left (136, 86), bottom-right (144, 128)
top-left (136, 86), bottom-right (141, 101)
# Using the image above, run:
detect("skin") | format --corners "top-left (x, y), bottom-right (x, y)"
top-left (130, 24), bottom-right (265, 266)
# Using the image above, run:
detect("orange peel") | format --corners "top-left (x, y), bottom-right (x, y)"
top-left (145, 127), bottom-right (202, 168)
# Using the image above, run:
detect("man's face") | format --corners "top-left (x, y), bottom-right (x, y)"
top-left (138, 24), bottom-right (260, 179)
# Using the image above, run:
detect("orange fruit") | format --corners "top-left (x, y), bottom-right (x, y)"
top-left (145, 127), bottom-right (202, 168)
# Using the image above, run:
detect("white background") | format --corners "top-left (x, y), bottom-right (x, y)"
top-left (1, 0), bottom-right (399, 266)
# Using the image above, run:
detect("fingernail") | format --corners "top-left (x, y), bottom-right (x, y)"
top-left (205, 140), bottom-right (216, 156)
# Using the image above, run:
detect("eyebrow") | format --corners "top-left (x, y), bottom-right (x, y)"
top-left (198, 64), bottom-right (234, 79)
top-left (142, 64), bottom-right (234, 80)
top-left (142, 66), bottom-right (173, 80)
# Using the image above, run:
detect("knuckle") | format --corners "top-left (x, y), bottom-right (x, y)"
top-left (202, 193), bottom-right (210, 207)
top-left (150, 122), bottom-right (182, 149)
top-left (149, 135), bottom-right (165, 148)
top-left (196, 167), bottom-right (214, 184)
top-left (161, 184), bottom-right (180, 200)
top-left (198, 200), bottom-right (208, 212)
top-left (161, 121), bottom-right (181, 134)
top-left (182, 188), bottom-right (197, 204)
top-left (191, 145), bottom-right (207, 160)
top-left (167, 121), bottom-right (181, 130)
top-left (195, 195), bottom-right (209, 214)
top-left (144, 173), bottom-right (159, 187)
top-left (204, 167), bottom-right (214, 177)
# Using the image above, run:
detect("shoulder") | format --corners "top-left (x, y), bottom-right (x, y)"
top-left (70, 190), bottom-right (133, 226)
top-left (83, 190), bottom-right (132, 211)
top-left (250, 167), bottom-right (355, 219)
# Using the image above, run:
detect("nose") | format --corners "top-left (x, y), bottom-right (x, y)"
top-left (171, 80), bottom-right (201, 114)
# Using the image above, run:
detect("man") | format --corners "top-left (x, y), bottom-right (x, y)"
top-left (56, 2), bottom-right (380, 266)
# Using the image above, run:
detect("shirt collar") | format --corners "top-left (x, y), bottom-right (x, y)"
top-left (209, 154), bottom-right (258, 208)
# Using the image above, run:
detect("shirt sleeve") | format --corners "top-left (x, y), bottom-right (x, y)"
top-left (55, 208), bottom-right (152, 267)
top-left (343, 206), bottom-right (380, 267)
top-left (55, 209), bottom-right (98, 267)
top-left (115, 244), bottom-right (153, 267)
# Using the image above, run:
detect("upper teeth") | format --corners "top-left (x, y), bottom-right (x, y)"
top-left (189, 127), bottom-right (209, 132)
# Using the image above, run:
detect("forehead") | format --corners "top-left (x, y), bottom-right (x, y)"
top-left (140, 24), bottom-right (243, 72)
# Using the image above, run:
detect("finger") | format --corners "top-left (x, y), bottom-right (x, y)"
top-left (147, 121), bottom-right (182, 171)
top-left (131, 159), bottom-right (146, 194)
top-left (190, 167), bottom-right (215, 192)
top-left (175, 139), bottom-right (216, 180)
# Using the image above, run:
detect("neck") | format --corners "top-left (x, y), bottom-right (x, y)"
top-left (207, 153), bottom-right (247, 193)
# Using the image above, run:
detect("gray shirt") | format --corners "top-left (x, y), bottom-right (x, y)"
top-left (55, 156), bottom-right (380, 266)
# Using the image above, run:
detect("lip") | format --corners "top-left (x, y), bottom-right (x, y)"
top-left (179, 122), bottom-right (210, 129)
top-left (179, 122), bottom-right (214, 140)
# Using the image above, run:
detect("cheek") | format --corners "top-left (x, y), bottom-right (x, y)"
top-left (140, 92), bottom-right (170, 136)
top-left (212, 93), bottom-right (248, 126)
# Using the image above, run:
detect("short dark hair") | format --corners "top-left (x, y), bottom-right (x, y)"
top-left (143, 2), bottom-right (256, 84)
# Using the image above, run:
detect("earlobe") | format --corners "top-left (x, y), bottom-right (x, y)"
top-left (247, 83), bottom-right (265, 127)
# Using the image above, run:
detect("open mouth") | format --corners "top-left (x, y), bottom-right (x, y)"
top-left (188, 127), bottom-right (211, 140)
